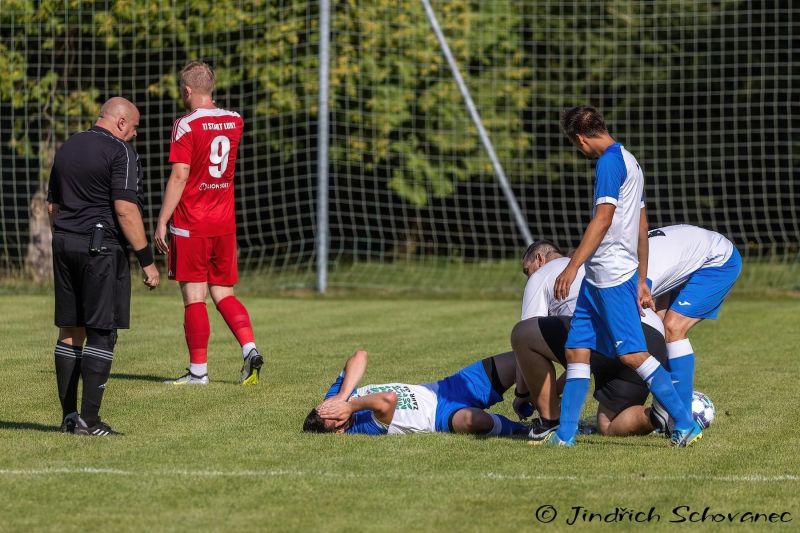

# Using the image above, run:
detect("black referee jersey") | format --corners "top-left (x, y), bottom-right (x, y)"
top-left (47, 125), bottom-right (143, 242)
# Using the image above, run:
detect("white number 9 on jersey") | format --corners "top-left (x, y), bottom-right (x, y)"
top-left (209, 135), bottom-right (230, 178)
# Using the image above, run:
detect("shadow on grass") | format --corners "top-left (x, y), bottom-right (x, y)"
top-left (115, 373), bottom-right (242, 385)
top-left (111, 373), bottom-right (169, 383)
top-left (0, 420), bottom-right (59, 433)
top-left (38, 369), bottom-right (241, 385)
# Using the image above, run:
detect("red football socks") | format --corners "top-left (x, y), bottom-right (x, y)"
top-left (216, 296), bottom-right (255, 346)
top-left (184, 302), bottom-right (210, 364)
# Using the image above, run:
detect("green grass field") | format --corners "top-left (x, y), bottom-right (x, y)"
top-left (1, 291), bottom-right (798, 531)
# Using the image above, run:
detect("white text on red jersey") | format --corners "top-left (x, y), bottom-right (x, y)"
top-left (201, 122), bottom-right (237, 131)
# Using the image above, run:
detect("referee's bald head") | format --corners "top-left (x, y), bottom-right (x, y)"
top-left (99, 97), bottom-right (138, 121)
top-left (180, 61), bottom-right (215, 96)
top-left (97, 97), bottom-right (140, 141)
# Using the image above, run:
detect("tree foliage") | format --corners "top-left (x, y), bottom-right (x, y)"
top-left (1, 0), bottom-right (739, 206)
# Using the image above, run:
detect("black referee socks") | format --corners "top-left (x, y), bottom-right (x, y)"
top-left (80, 345), bottom-right (114, 427)
top-left (54, 341), bottom-right (82, 419)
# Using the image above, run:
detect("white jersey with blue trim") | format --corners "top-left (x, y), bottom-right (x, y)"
top-left (352, 383), bottom-right (437, 434)
top-left (586, 143), bottom-right (645, 288)
top-left (647, 224), bottom-right (735, 297)
top-left (521, 256), bottom-right (663, 332)
top-left (521, 257), bottom-right (584, 319)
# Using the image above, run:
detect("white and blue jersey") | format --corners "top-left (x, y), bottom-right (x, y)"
top-left (586, 143), bottom-right (645, 288)
top-left (647, 225), bottom-right (741, 319)
top-left (324, 373), bottom-right (437, 435)
top-left (323, 360), bottom-right (502, 435)
top-left (567, 143), bottom-right (647, 356)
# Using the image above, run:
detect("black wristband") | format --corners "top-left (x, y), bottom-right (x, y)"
top-left (134, 246), bottom-right (154, 268)
top-left (514, 388), bottom-right (530, 399)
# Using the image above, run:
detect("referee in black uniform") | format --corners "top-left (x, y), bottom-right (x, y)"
top-left (47, 97), bottom-right (159, 436)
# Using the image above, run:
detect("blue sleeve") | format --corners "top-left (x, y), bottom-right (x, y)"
top-left (346, 410), bottom-right (388, 435)
top-left (324, 371), bottom-right (347, 399)
top-left (594, 152), bottom-right (626, 206)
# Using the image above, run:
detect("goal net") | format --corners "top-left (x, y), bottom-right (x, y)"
top-left (1, 1), bottom-right (796, 293)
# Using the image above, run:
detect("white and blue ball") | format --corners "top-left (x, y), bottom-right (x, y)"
top-left (691, 391), bottom-right (715, 429)
top-left (651, 391), bottom-right (716, 433)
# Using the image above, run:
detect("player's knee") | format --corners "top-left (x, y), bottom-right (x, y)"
top-left (452, 409), bottom-right (490, 434)
top-left (468, 412), bottom-right (493, 434)
top-left (619, 352), bottom-right (649, 370)
top-left (85, 327), bottom-right (117, 351)
top-left (596, 406), bottom-right (614, 436)
top-left (664, 313), bottom-right (692, 342)
top-left (510, 320), bottom-right (535, 351)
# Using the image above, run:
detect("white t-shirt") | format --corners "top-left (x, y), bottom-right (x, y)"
top-left (647, 225), bottom-right (735, 297)
top-left (352, 383), bottom-right (438, 434)
top-left (585, 144), bottom-right (645, 288)
top-left (520, 256), bottom-right (664, 334)
top-left (520, 257), bottom-right (584, 319)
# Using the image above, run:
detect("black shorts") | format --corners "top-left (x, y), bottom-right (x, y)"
top-left (537, 316), bottom-right (668, 415)
top-left (52, 232), bottom-right (131, 329)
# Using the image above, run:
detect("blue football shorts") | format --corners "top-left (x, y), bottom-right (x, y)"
top-left (565, 273), bottom-right (648, 357)
top-left (430, 360), bottom-right (503, 433)
top-left (669, 247), bottom-right (742, 319)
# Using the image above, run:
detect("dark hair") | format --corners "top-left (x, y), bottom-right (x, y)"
top-left (303, 408), bottom-right (330, 433)
top-left (522, 239), bottom-right (562, 275)
top-left (560, 106), bottom-right (608, 140)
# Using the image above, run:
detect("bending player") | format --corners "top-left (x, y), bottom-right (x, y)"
top-left (645, 224), bottom-right (741, 412)
top-left (515, 225), bottom-right (740, 437)
top-left (154, 61), bottom-right (263, 385)
top-left (512, 241), bottom-right (670, 439)
top-left (303, 350), bottom-right (528, 436)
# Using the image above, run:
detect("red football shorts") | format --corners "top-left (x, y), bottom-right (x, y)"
top-left (168, 232), bottom-right (239, 286)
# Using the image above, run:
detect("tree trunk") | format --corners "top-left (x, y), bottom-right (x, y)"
top-left (24, 182), bottom-right (53, 283)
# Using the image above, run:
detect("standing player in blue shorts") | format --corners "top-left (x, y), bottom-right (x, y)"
top-left (646, 225), bottom-right (742, 414)
top-left (547, 106), bottom-right (700, 447)
top-left (303, 350), bottom-right (528, 437)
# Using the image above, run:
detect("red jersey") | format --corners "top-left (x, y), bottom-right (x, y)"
top-left (168, 107), bottom-right (244, 237)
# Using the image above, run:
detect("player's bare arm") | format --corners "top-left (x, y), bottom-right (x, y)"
top-left (317, 392), bottom-right (397, 426)
top-left (332, 350), bottom-right (369, 400)
top-left (115, 198), bottom-right (160, 288)
top-left (636, 206), bottom-right (653, 314)
top-left (554, 203), bottom-right (615, 300)
top-left (153, 163), bottom-right (191, 253)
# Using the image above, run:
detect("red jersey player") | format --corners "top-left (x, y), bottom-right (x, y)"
top-left (154, 61), bottom-right (263, 386)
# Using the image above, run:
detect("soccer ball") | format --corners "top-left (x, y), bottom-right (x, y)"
top-left (691, 391), bottom-right (715, 429)
top-left (650, 391), bottom-right (716, 433)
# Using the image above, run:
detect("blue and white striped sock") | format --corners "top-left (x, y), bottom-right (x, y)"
top-left (636, 356), bottom-right (693, 431)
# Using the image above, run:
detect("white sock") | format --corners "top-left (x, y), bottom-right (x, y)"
top-left (242, 342), bottom-right (257, 358)
top-left (190, 363), bottom-right (208, 377)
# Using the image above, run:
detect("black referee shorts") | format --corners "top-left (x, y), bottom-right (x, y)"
top-left (537, 316), bottom-right (668, 415)
top-left (52, 232), bottom-right (131, 330)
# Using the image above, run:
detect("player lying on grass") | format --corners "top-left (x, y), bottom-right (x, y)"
top-left (514, 228), bottom-right (739, 438)
top-left (303, 350), bottom-right (528, 436)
